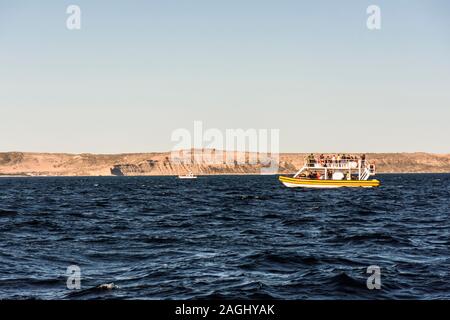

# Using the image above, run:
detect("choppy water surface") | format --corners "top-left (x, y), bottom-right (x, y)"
top-left (0, 174), bottom-right (449, 299)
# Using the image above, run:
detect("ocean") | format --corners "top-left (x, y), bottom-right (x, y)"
top-left (0, 174), bottom-right (449, 299)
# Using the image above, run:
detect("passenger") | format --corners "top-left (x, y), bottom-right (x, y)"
top-left (319, 154), bottom-right (325, 166)
top-left (308, 153), bottom-right (316, 167)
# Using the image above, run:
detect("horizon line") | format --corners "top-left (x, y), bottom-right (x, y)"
top-left (1, 149), bottom-right (449, 156)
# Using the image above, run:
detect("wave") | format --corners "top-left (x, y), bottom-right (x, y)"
top-left (338, 232), bottom-right (410, 245)
top-left (65, 283), bottom-right (119, 299)
top-left (239, 251), bottom-right (322, 271)
top-left (324, 272), bottom-right (364, 290)
top-left (0, 209), bottom-right (18, 216)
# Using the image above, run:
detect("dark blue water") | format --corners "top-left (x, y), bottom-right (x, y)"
top-left (0, 174), bottom-right (449, 299)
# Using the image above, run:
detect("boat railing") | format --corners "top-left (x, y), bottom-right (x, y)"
top-left (305, 160), bottom-right (369, 169)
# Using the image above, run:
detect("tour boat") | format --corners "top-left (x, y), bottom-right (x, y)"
top-left (279, 156), bottom-right (380, 188)
top-left (178, 171), bottom-right (197, 179)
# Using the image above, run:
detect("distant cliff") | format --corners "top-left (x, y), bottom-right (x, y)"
top-left (0, 151), bottom-right (449, 176)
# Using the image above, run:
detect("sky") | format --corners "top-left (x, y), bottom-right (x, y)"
top-left (1, 0), bottom-right (449, 154)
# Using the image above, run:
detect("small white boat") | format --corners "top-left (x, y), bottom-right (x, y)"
top-left (178, 171), bottom-right (197, 179)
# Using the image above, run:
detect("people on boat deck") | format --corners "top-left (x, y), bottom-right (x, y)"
top-left (306, 171), bottom-right (321, 179)
top-left (307, 153), bottom-right (316, 167)
top-left (306, 153), bottom-right (367, 167)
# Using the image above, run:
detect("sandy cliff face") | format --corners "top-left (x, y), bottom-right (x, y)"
top-left (364, 153), bottom-right (450, 173)
top-left (0, 151), bottom-right (449, 176)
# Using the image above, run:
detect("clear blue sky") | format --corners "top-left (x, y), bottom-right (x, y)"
top-left (1, 0), bottom-right (449, 153)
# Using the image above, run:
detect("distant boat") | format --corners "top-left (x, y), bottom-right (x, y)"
top-left (178, 171), bottom-right (197, 179)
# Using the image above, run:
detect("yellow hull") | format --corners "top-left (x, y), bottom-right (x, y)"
top-left (279, 176), bottom-right (380, 188)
